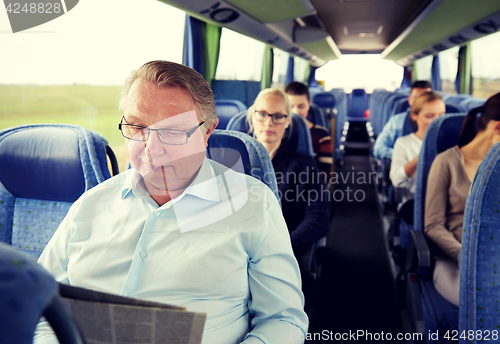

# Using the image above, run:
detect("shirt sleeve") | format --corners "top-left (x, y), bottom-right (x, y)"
top-left (424, 155), bottom-right (462, 262)
top-left (389, 138), bottom-right (412, 189)
top-left (374, 117), bottom-right (397, 160)
top-left (243, 193), bottom-right (309, 344)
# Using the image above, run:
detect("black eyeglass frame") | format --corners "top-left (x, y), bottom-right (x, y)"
top-left (253, 110), bottom-right (288, 124)
top-left (118, 117), bottom-right (205, 145)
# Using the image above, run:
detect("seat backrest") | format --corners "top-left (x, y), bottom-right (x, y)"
top-left (0, 124), bottom-right (114, 259)
top-left (0, 242), bottom-right (84, 344)
top-left (445, 103), bottom-right (466, 114)
top-left (212, 80), bottom-right (260, 108)
top-left (348, 88), bottom-right (368, 119)
top-left (459, 141), bottom-right (500, 334)
top-left (227, 111), bottom-right (314, 156)
top-left (443, 94), bottom-right (471, 107)
top-left (414, 114), bottom-right (467, 233)
top-left (461, 98), bottom-right (486, 112)
top-left (312, 92), bottom-right (335, 129)
top-left (207, 130), bottom-right (280, 204)
top-left (307, 103), bottom-right (326, 128)
top-left (215, 99), bottom-right (247, 129)
top-left (391, 98), bottom-right (410, 118)
top-left (380, 93), bottom-right (408, 131)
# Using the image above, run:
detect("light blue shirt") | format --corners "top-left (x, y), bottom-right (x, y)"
top-left (373, 110), bottom-right (409, 160)
top-left (35, 158), bottom-right (308, 344)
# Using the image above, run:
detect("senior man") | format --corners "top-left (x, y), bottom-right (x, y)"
top-left (35, 61), bottom-right (308, 344)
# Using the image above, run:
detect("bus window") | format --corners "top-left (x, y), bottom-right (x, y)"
top-left (438, 47), bottom-right (459, 94)
top-left (215, 28), bottom-right (264, 81)
top-left (0, 0), bottom-right (185, 172)
top-left (413, 55), bottom-right (432, 83)
top-left (315, 55), bottom-right (403, 92)
top-left (471, 31), bottom-right (500, 98)
top-left (271, 49), bottom-right (289, 91)
top-left (293, 56), bottom-right (310, 84)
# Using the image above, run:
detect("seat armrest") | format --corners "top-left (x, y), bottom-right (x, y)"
top-left (404, 230), bottom-right (432, 276)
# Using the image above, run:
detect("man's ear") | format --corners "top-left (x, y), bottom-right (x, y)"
top-left (203, 120), bottom-right (218, 147)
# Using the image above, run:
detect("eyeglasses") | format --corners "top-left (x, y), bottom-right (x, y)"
top-left (253, 110), bottom-right (288, 124)
top-left (119, 117), bottom-right (205, 145)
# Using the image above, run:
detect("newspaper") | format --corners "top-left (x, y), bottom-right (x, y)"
top-left (59, 284), bottom-right (206, 344)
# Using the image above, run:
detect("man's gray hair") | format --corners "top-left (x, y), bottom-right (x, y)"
top-left (119, 61), bottom-right (218, 128)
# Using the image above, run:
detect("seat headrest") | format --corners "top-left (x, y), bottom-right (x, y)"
top-left (313, 93), bottom-right (336, 108)
top-left (352, 89), bottom-right (366, 96)
top-left (207, 133), bottom-right (251, 175)
top-left (0, 127), bottom-right (85, 202)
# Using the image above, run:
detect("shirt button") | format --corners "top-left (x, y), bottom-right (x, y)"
top-left (139, 251), bottom-right (147, 258)
top-left (154, 211), bottom-right (160, 216)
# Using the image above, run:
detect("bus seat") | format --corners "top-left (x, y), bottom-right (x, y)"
top-left (443, 94), bottom-right (471, 107)
top-left (330, 89), bottom-right (348, 162)
top-left (212, 80), bottom-right (261, 108)
top-left (307, 103), bottom-right (326, 128)
top-left (460, 141), bottom-right (500, 336)
top-left (227, 111), bottom-right (315, 157)
top-left (348, 88), bottom-right (368, 121)
top-left (0, 124), bottom-right (116, 259)
top-left (404, 114), bottom-right (466, 339)
top-left (207, 129), bottom-right (280, 205)
top-left (215, 99), bottom-right (247, 129)
top-left (461, 98), bottom-right (486, 112)
top-left (312, 92), bottom-right (335, 129)
top-left (392, 98), bottom-right (409, 118)
top-left (0, 242), bottom-right (84, 344)
top-left (445, 103), bottom-right (466, 114)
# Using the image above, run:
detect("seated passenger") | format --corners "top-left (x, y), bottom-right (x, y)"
top-left (285, 81), bottom-right (333, 176)
top-left (35, 61), bottom-right (308, 344)
top-left (373, 80), bottom-right (432, 161)
top-left (390, 91), bottom-right (445, 208)
top-left (425, 92), bottom-right (500, 306)
top-left (246, 88), bottom-right (329, 257)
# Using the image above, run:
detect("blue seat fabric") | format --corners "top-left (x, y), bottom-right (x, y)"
top-left (207, 129), bottom-right (280, 205)
top-left (412, 114), bottom-right (466, 341)
top-left (459, 141), bottom-right (500, 342)
top-left (215, 99), bottom-right (247, 130)
top-left (0, 124), bottom-right (112, 259)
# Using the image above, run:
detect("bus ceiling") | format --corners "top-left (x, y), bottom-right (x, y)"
top-left (159, 0), bottom-right (500, 67)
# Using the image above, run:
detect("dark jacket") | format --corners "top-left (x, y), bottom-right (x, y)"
top-left (272, 146), bottom-right (330, 254)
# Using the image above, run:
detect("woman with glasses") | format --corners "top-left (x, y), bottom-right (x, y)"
top-left (246, 89), bottom-right (329, 262)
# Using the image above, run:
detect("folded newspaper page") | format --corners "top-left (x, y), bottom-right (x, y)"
top-left (59, 284), bottom-right (206, 344)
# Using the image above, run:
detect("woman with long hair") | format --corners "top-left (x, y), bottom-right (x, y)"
top-left (425, 92), bottom-right (500, 306)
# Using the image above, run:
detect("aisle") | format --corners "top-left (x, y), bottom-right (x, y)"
top-left (307, 151), bottom-right (405, 342)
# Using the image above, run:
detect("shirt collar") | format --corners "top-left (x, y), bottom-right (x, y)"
top-left (121, 157), bottom-right (221, 203)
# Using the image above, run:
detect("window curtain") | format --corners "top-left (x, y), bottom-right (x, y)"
top-left (202, 22), bottom-right (221, 87)
top-left (308, 65), bottom-right (318, 88)
top-left (455, 43), bottom-right (472, 95)
top-left (285, 55), bottom-right (294, 86)
top-left (412, 62), bottom-right (418, 82)
top-left (431, 55), bottom-right (442, 91)
top-left (400, 66), bottom-right (412, 88)
top-left (261, 45), bottom-right (274, 90)
top-left (183, 15), bottom-right (204, 76)
top-left (183, 15), bottom-right (222, 87)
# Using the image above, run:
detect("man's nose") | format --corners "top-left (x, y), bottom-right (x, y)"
top-left (145, 130), bottom-right (166, 156)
